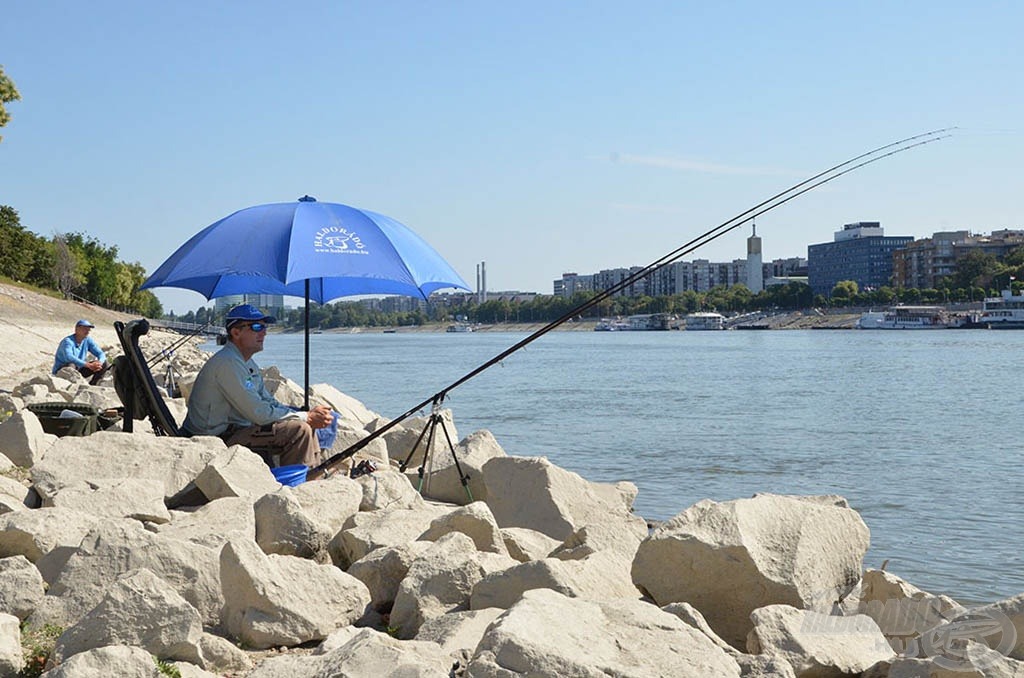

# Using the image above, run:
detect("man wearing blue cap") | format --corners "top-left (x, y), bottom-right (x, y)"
top-left (181, 304), bottom-right (334, 468)
top-left (53, 319), bottom-right (109, 385)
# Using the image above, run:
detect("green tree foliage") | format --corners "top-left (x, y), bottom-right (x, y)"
top-left (830, 280), bottom-right (859, 301)
top-left (0, 65), bottom-right (20, 142)
top-left (0, 206), bottom-right (162, 316)
top-left (951, 250), bottom-right (1001, 291)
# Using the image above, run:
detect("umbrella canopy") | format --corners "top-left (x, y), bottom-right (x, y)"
top-left (142, 196), bottom-right (469, 303)
top-left (142, 196), bottom-right (470, 408)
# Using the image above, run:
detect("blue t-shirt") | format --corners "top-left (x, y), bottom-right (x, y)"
top-left (52, 335), bottom-right (106, 374)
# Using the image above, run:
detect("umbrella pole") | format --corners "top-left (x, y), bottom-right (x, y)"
top-left (304, 280), bottom-right (310, 411)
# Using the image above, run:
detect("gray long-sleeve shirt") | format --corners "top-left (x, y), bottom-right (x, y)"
top-left (182, 341), bottom-right (300, 436)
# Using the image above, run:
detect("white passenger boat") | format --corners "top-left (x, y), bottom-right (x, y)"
top-left (445, 323), bottom-right (474, 333)
top-left (980, 289), bottom-right (1024, 329)
top-left (594, 318), bottom-right (631, 331)
top-left (856, 306), bottom-right (951, 329)
top-left (684, 312), bottom-right (726, 331)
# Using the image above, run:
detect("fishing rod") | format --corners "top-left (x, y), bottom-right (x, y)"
top-left (146, 322), bottom-right (214, 366)
top-left (308, 129), bottom-right (953, 480)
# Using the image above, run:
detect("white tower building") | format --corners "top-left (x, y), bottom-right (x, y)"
top-left (746, 223), bottom-right (764, 292)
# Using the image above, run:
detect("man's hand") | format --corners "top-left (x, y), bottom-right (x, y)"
top-left (306, 405), bottom-right (333, 430)
top-left (85, 360), bottom-right (104, 373)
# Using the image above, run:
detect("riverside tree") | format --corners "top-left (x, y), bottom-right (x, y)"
top-left (0, 65), bottom-right (20, 142)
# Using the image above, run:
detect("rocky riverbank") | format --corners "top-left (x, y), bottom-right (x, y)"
top-left (1, 283), bottom-right (1020, 676)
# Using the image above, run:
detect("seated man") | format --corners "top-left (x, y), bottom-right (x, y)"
top-left (53, 319), bottom-right (110, 385)
top-left (181, 304), bottom-right (334, 467)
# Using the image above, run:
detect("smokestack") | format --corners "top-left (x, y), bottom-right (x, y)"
top-left (476, 263), bottom-right (481, 301)
top-left (480, 261), bottom-right (487, 303)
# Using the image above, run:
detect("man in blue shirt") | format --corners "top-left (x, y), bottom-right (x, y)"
top-left (52, 320), bottom-right (109, 384)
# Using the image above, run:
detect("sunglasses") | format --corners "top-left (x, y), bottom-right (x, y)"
top-left (235, 322), bottom-right (268, 332)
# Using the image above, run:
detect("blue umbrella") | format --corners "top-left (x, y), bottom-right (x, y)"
top-left (142, 196), bottom-right (470, 407)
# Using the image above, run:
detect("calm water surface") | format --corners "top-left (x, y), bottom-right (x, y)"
top-left (239, 329), bottom-right (1022, 605)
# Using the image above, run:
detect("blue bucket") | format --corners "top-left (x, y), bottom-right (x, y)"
top-left (272, 464), bottom-right (308, 486)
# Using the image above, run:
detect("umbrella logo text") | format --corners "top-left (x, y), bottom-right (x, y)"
top-left (314, 227), bottom-right (368, 255)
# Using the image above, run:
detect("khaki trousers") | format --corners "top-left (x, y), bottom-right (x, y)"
top-left (224, 419), bottom-right (320, 467)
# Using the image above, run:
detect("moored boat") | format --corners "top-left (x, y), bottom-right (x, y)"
top-left (857, 306), bottom-right (952, 329)
top-left (684, 312), bottom-right (726, 331)
top-left (980, 289), bottom-right (1024, 329)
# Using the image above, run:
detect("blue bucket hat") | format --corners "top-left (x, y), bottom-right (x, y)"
top-left (225, 304), bottom-right (277, 329)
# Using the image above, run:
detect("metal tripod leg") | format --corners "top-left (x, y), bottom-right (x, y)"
top-left (401, 412), bottom-right (473, 502)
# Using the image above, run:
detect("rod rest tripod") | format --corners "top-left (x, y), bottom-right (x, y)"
top-left (399, 407), bottom-right (473, 503)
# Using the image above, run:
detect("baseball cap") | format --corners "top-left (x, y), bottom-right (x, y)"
top-left (224, 304), bottom-right (277, 329)
top-left (76, 319), bottom-right (95, 328)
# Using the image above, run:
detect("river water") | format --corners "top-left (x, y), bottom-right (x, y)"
top-left (242, 328), bottom-right (1022, 605)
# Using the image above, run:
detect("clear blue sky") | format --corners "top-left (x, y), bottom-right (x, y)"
top-left (2, 2), bottom-right (1021, 313)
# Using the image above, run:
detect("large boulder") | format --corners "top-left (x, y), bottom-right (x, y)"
top-left (857, 568), bottom-right (965, 655)
top-left (933, 593), bottom-right (1024, 661)
top-left (419, 501), bottom-right (509, 555)
top-left (0, 507), bottom-right (100, 562)
top-left (194, 445), bottom-right (281, 500)
top-left (549, 521), bottom-right (646, 562)
top-left (40, 520), bottom-right (223, 627)
top-left (467, 588), bottom-right (742, 677)
top-left (0, 409), bottom-right (55, 467)
top-left (382, 410), bottom-right (458, 471)
top-left (747, 605), bottom-right (895, 677)
top-left (0, 612), bottom-right (22, 677)
top-left (253, 480), bottom-right (362, 561)
top-left (632, 494), bottom-right (870, 648)
top-left (416, 607), bottom-right (504, 655)
top-left (329, 505), bottom-right (447, 569)
top-left (309, 383), bottom-right (381, 429)
top-left (41, 644), bottom-right (163, 677)
top-left (481, 456), bottom-right (646, 540)
top-left (220, 538), bottom-right (371, 649)
top-left (499, 527), bottom-right (561, 563)
top-left (389, 532), bottom-right (517, 639)
top-left (414, 429), bottom-right (506, 505)
top-left (43, 478), bottom-right (171, 524)
top-left (150, 496), bottom-right (256, 549)
top-left (52, 568), bottom-right (204, 665)
top-left (346, 541), bottom-right (433, 611)
top-left (354, 468), bottom-right (424, 511)
top-left (31, 431), bottom-right (224, 503)
top-left (470, 550), bottom-right (639, 610)
top-left (0, 555), bottom-right (45, 619)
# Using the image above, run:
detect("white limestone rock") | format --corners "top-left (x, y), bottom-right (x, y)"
top-left (413, 429), bottom-right (506, 505)
top-left (220, 538), bottom-right (371, 649)
top-left (500, 527), bottom-right (561, 563)
top-left (382, 410), bottom-right (458, 471)
top-left (0, 506), bottom-right (100, 562)
top-left (196, 632), bottom-right (253, 675)
top-left (52, 568), bottom-right (204, 665)
top-left (416, 607), bottom-right (504, 654)
top-left (0, 612), bottom-right (22, 677)
top-left (42, 644), bottom-right (163, 677)
top-left (0, 474), bottom-right (29, 506)
top-left (354, 467), bottom-right (424, 511)
top-left (309, 382), bottom-right (382, 428)
top-left (419, 501), bottom-right (509, 556)
top-left (747, 605), bottom-right (895, 677)
top-left (864, 641), bottom-right (1024, 677)
top-left (31, 431), bottom-right (224, 503)
top-left (549, 520), bottom-right (646, 562)
top-left (858, 568), bottom-right (965, 655)
top-left (0, 555), bottom-right (45, 620)
top-left (44, 478), bottom-right (171, 524)
top-left (346, 541), bottom-right (433, 611)
top-left (247, 627), bottom-right (453, 678)
top-left (470, 550), bottom-right (640, 610)
top-left (150, 496), bottom-right (256, 549)
top-left (329, 504), bottom-right (447, 569)
top-left (662, 601), bottom-right (735, 653)
top-left (254, 488), bottom-right (329, 560)
top-left (11, 383), bottom-right (51, 405)
top-left (288, 476), bottom-right (363, 538)
top-left (41, 520), bottom-right (223, 627)
top-left (194, 445), bottom-right (281, 500)
top-left (467, 588), bottom-right (742, 677)
top-left (320, 423), bottom-right (390, 477)
top-left (0, 409), bottom-right (54, 467)
top-left (389, 532), bottom-right (518, 639)
top-left (631, 493), bottom-right (870, 648)
top-left (481, 455), bottom-right (647, 540)
top-left (935, 592), bottom-right (1024, 662)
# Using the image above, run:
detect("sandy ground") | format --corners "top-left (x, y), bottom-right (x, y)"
top-left (0, 281), bottom-right (134, 388)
